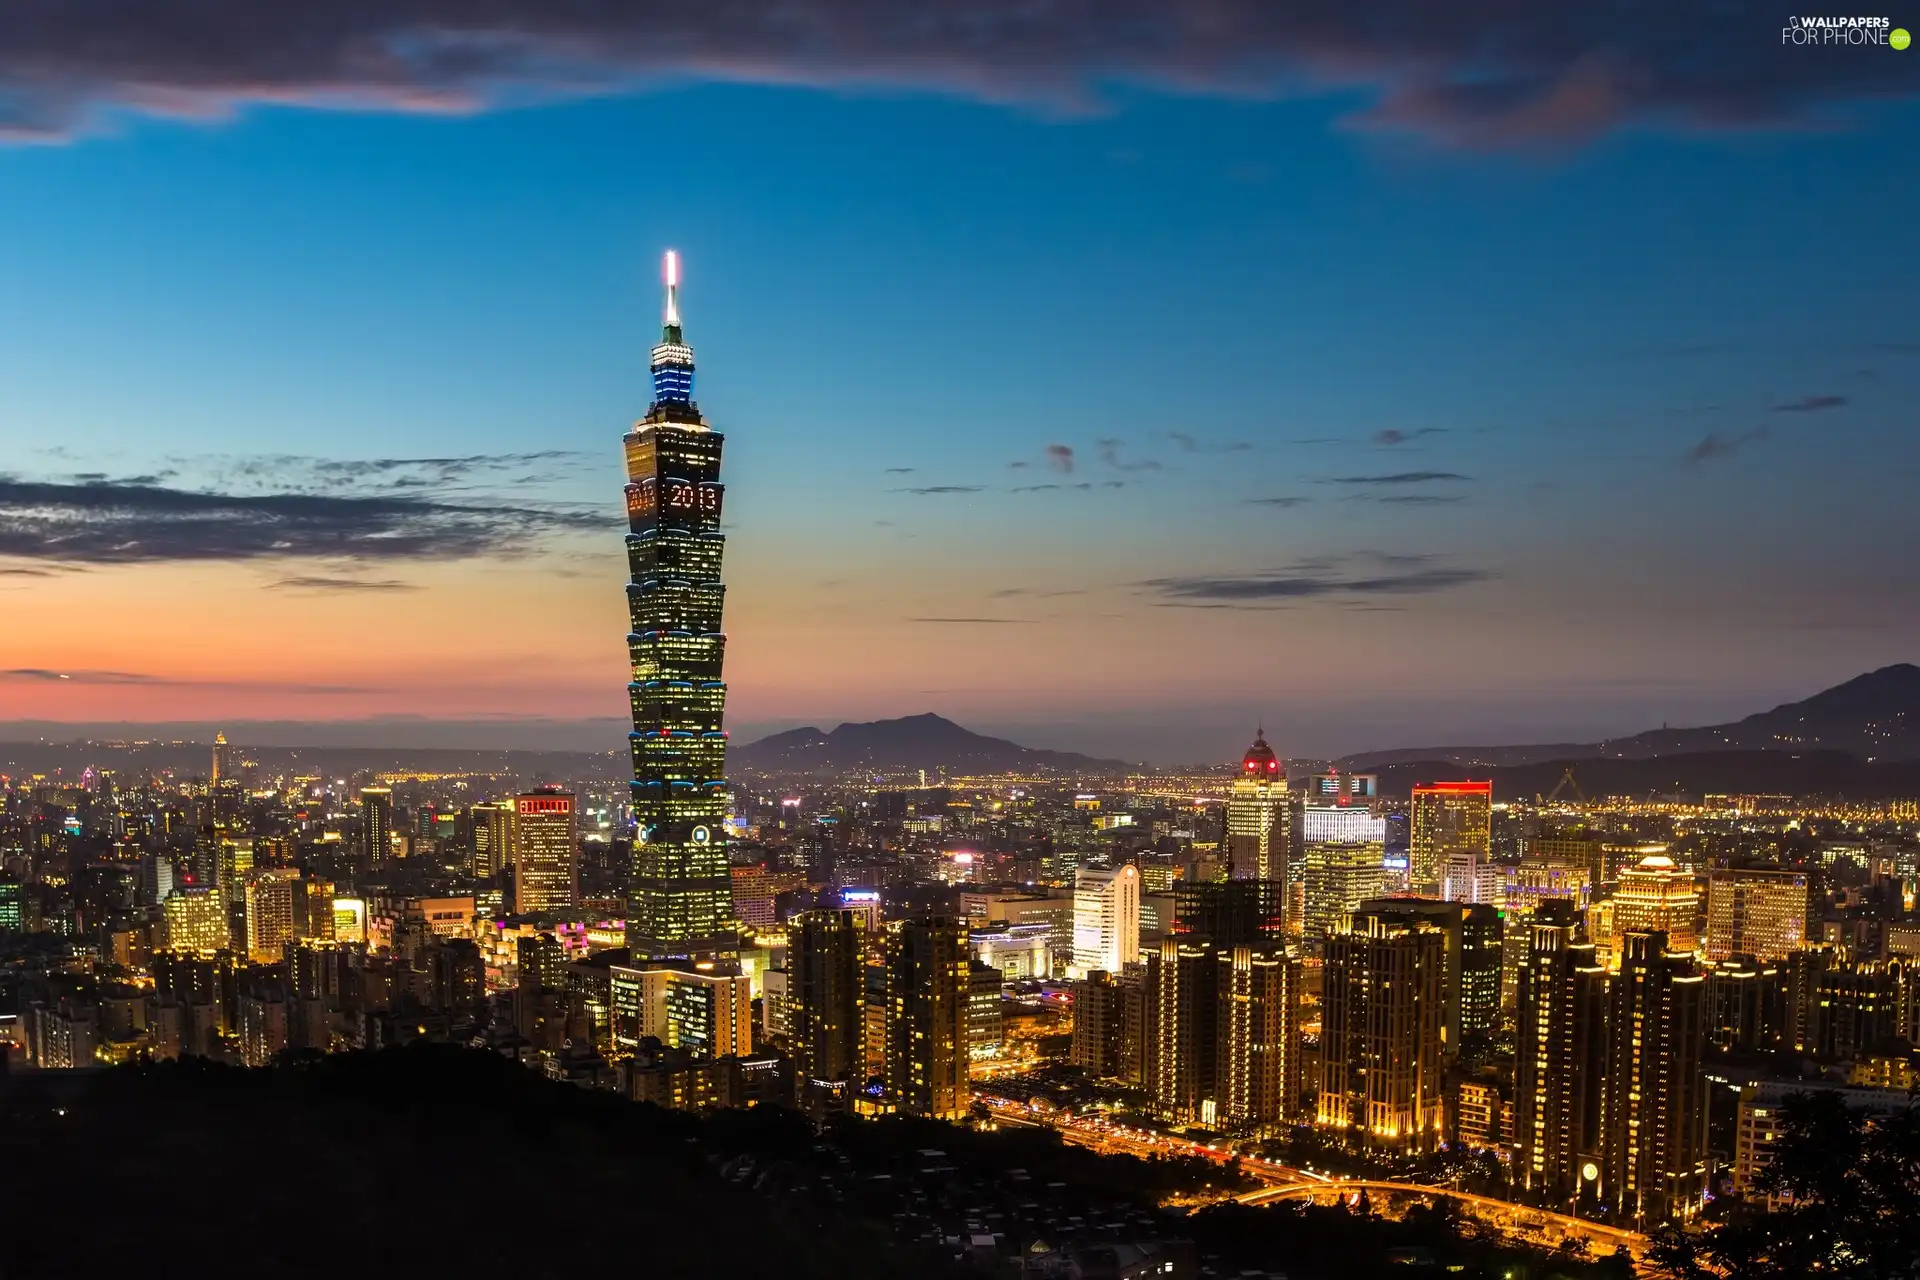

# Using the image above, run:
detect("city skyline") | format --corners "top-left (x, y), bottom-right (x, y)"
top-left (3, 12), bottom-right (1917, 765)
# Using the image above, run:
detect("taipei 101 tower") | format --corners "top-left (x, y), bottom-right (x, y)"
top-left (622, 251), bottom-right (735, 960)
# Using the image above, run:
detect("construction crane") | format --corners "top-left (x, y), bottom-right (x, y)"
top-left (1539, 768), bottom-right (1587, 806)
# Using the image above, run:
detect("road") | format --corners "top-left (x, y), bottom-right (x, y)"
top-left (976, 1096), bottom-right (1647, 1260)
top-left (1239, 1180), bottom-right (1648, 1259)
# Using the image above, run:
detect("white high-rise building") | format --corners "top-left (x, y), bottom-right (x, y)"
top-left (1071, 865), bottom-right (1141, 977)
top-left (1441, 849), bottom-right (1501, 905)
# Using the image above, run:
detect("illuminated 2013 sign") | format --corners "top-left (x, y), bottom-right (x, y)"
top-left (518, 797), bottom-right (574, 816)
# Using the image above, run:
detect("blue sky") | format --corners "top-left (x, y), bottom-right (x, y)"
top-left (1, 8), bottom-right (1916, 762)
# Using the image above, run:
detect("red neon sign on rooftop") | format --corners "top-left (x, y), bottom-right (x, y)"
top-left (1413, 780), bottom-right (1493, 795)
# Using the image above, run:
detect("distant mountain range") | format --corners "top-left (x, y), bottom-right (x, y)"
top-left (1344, 664), bottom-right (1920, 771)
top-left (733, 713), bottom-right (1135, 776)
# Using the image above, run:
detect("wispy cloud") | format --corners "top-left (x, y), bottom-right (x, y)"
top-left (1096, 438), bottom-right (1161, 472)
top-left (1372, 427), bottom-right (1447, 446)
top-left (1325, 471), bottom-right (1471, 485)
top-left (1684, 427), bottom-right (1769, 464)
top-left (0, 667), bottom-right (368, 692)
top-left (1045, 444), bottom-right (1075, 473)
top-left (1246, 496), bottom-right (1310, 508)
top-left (1166, 431), bottom-right (1252, 454)
top-left (894, 485), bottom-right (985, 495)
top-left (1140, 554), bottom-right (1490, 605)
top-left (909, 616), bottom-right (1037, 624)
top-left (0, 473), bottom-right (608, 565)
top-left (1772, 394), bottom-right (1847, 413)
top-left (268, 575), bottom-right (421, 593)
top-left (1372, 493), bottom-right (1466, 505)
top-left (884, 466), bottom-right (916, 474)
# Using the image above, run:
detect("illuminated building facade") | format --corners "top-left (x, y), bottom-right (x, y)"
top-left (1318, 905), bottom-right (1447, 1152)
top-left (884, 916), bottom-right (971, 1120)
top-left (514, 789), bottom-right (578, 915)
top-left (1512, 901), bottom-right (1609, 1207)
top-left (1704, 867), bottom-right (1812, 961)
top-left (1604, 932), bottom-right (1709, 1225)
top-left (164, 888), bottom-right (228, 952)
top-left (471, 801), bottom-right (515, 879)
top-left (359, 787), bottom-right (391, 870)
top-left (1500, 857), bottom-right (1593, 1003)
top-left (1226, 731), bottom-right (1288, 883)
top-left (1612, 855), bottom-right (1700, 958)
top-left (790, 908), bottom-right (865, 1112)
top-left (1151, 937), bottom-right (1219, 1124)
top-left (1215, 943), bottom-right (1302, 1131)
top-left (624, 252), bottom-right (734, 960)
top-left (332, 897), bottom-right (367, 944)
top-left (1300, 808), bottom-right (1387, 952)
top-left (1071, 864), bottom-right (1140, 977)
top-left (243, 870), bottom-right (297, 963)
top-left (1409, 781), bottom-right (1492, 898)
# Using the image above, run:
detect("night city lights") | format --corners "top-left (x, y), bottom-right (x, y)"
top-left (1, 7), bottom-right (1917, 1279)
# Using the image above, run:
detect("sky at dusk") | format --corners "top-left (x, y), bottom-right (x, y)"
top-left (1, 5), bottom-right (1916, 763)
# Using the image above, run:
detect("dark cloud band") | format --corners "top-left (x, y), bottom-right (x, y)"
top-left (0, 3), bottom-right (1906, 146)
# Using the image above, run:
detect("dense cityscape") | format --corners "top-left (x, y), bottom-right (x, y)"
top-left (4, 257), bottom-right (1917, 1279)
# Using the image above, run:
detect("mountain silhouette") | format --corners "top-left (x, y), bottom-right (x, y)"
top-left (734, 712), bottom-right (1133, 775)
top-left (1345, 663), bottom-right (1920, 771)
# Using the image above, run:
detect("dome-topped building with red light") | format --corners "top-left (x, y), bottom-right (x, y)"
top-left (1227, 728), bottom-right (1290, 894)
top-left (1241, 730), bottom-right (1281, 778)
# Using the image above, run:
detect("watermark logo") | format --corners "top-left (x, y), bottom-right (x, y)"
top-left (1782, 15), bottom-right (1904, 44)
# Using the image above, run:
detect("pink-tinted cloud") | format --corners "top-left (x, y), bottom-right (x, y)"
top-left (0, 2), bottom-right (1911, 147)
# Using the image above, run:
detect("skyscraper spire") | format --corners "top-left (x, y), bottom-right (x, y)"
top-left (662, 248), bottom-right (682, 337)
top-left (649, 249), bottom-right (696, 408)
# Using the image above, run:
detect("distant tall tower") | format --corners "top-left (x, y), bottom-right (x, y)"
top-left (623, 250), bottom-right (735, 960)
top-left (210, 732), bottom-right (234, 820)
top-left (1226, 730), bottom-right (1289, 885)
top-left (1409, 781), bottom-right (1492, 898)
top-left (359, 787), bottom-right (392, 871)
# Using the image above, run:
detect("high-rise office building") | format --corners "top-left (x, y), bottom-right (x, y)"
top-left (243, 870), bottom-right (297, 963)
top-left (1512, 901), bottom-right (1609, 1210)
top-left (360, 787), bottom-right (392, 870)
top-left (1356, 896), bottom-right (1501, 1056)
top-left (1226, 731), bottom-right (1288, 883)
top-left (788, 909), bottom-right (865, 1112)
top-left (513, 788), bottom-right (578, 915)
top-left (1410, 781), bottom-right (1492, 898)
top-left (1500, 856), bottom-right (1594, 1005)
top-left (1440, 848), bottom-right (1501, 905)
top-left (884, 916), bottom-right (970, 1120)
top-left (1299, 805), bottom-right (1388, 951)
top-left (1318, 904), bottom-right (1447, 1152)
top-left (1613, 855), bottom-right (1700, 959)
top-left (164, 888), bottom-right (229, 952)
top-left (1603, 932), bottom-right (1709, 1225)
top-left (624, 252), bottom-right (734, 961)
top-left (471, 801), bottom-right (516, 879)
top-left (1072, 864), bottom-right (1141, 977)
top-left (1704, 867), bottom-right (1812, 961)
